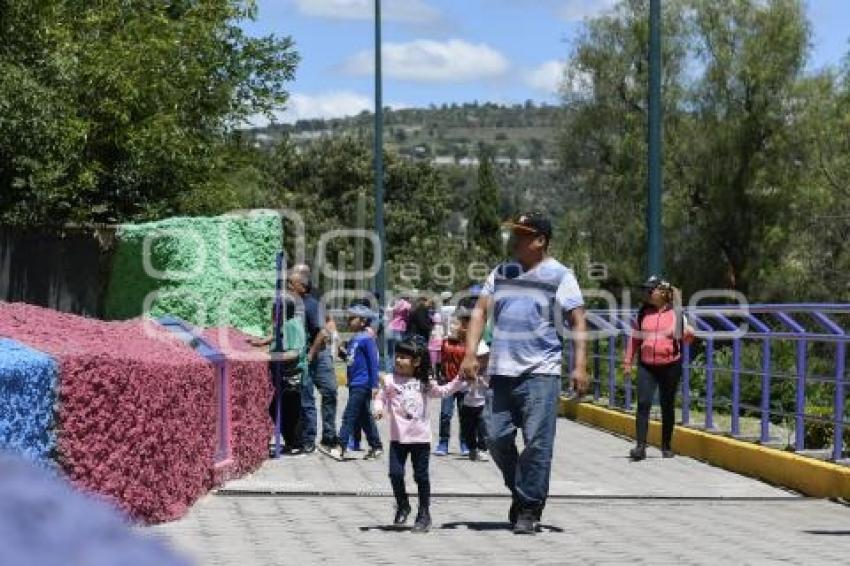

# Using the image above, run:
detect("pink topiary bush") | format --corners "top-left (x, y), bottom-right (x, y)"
top-left (203, 327), bottom-right (272, 478)
top-left (0, 302), bottom-right (218, 524)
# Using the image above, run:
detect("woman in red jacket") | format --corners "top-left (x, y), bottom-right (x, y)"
top-left (623, 276), bottom-right (695, 461)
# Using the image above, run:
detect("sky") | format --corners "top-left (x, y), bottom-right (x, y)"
top-left (241, 0), bottom-right (850, 124)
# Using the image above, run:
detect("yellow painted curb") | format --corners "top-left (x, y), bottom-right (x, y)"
top-left (560, 397), bottom-right (850, 499)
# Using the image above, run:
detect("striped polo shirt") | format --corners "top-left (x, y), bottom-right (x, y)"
top-left (482, 257), bottom-right (584, 377)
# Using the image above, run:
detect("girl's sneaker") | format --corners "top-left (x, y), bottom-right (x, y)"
top-left (434, 442), bottom-right (449, 456)
top-left (393, 502), bottom-right (412, 526)
top-left (411, 509), bottom-right (431, 533)
top-left (460, 442), bottom-right (470, 457)
top-left (363, 447), bottom-right (383, 461)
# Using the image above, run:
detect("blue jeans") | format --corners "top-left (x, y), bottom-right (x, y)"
top-left (439, 392), bottom-right (465, 446)
top-left (338, 386), bottom-right (382, 450)
top-left (486, 374), bottom-right (560, 509)
top-left (301, 349), bottom-right (338, 447)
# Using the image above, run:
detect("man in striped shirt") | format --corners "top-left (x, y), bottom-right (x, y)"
top-left (462, 211), bottom-right (588, 535)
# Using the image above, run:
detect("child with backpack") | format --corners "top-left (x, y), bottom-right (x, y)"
top-left (372, 339), bottom-right (466, 533)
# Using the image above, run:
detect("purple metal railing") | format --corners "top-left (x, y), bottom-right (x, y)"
top-left (580, 304), bottom-right (850, 463)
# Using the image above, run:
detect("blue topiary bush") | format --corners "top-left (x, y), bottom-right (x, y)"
top-left (0, 338), bottom-right (58, 464)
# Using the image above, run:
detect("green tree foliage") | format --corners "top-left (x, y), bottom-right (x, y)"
top-left (0, 0), bottom-right (297, 226)
top-left (560, 0), bottom-right (846, 301)
top-left (469, 148), bottom-right (503, 258)
top-left (262, 136), bottom-right (478, 291)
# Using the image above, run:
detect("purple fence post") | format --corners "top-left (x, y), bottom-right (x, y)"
top-left (795, 340), bottom-right (808, 451)
top-left (731, 339), bottom-right (741, 436)
top-left (761, 338), bottom-right (772, 443)
top-left (705, 338), bottom-right (715, 430)
top-left (833, 341), bottom-right (846, 461)
top-left (608, 335), bottom-right (617, 408)
top-left (592, 339), bottom-right (601, 401)
top-left (682, 342), bottom-right (690, 426)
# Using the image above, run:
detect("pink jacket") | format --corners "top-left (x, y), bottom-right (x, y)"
top-left (625, 307), bottom-right (695, 367)
top-left (374, 373), bottom-right (465, 444)
top-left (387, 299), bottom-right (411, 333)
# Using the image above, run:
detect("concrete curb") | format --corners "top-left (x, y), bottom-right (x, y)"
top-left (560, 397), bottom-right (850, 499)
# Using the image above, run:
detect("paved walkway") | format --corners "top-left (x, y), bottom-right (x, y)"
top-left (151, 392), bottom-right (850, 565)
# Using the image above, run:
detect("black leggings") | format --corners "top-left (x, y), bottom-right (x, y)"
top-left (389, 442), bottom-right (430, 510)
top-left (636, 362), bottom-right (681, 449)
top-left (459, 405), bottom-right (487, 451)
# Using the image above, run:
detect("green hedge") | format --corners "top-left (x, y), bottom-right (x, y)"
top-left (104, 211), bottom-right (280, 336)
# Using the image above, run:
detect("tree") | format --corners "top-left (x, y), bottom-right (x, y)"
top-left (469, 148), bottom-right (503, 259)
top-left (560, 0), bottom-right (813, 298)
top-left (0, 0), bottom-right (298, 226)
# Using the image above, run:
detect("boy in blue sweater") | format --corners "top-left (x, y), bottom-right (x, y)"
top-left (322, 304), bottom-right (383, 461)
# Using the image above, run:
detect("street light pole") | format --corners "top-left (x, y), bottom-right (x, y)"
top-left (373, 0), bottom-right (387, 348)
top-left (647, 0), bottom-right (663, 276)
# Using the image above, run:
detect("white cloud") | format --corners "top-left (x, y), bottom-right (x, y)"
top-left (525, 60), bottom-right (593, 97)
top-left (525, 60), bottom-right (567, 94)
top-left (246, 91), bottom-right (410, 126)
top-left (342, 39), bottom-right (510, 83)
top-left (292, 0), bottom-right (439, 24)
top-left (282, 91), bottom-right (373, 122)
top-left (559, 0), bottom-right (617, 22)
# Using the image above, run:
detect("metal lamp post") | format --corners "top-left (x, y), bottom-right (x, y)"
top-left (374, 0), bottom-right (387, 354)
top-left (647, 0), bottom-right (663, 277)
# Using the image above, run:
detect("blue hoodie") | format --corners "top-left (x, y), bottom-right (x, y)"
top-left (345, 331), bottom-right (379, 389)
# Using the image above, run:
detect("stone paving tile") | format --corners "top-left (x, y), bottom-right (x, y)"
top-left (150, 391), bottom-right (850, 565)
top-left (222, 390), bottom-right (790, 499)
top-left (152, 496), bottom-right (850, 565)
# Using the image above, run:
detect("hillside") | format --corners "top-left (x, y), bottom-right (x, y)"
top-left (244, 102), bottom-right (572, 219)
top-left (246, 101), bottom-right (563, 166)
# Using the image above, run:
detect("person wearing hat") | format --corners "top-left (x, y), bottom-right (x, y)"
top-left (461, 211), bottom-right (588, 535)
top-left (624, 276), bottom-right (696, 461)
top-left (322, 304), bottom-right (383, 461)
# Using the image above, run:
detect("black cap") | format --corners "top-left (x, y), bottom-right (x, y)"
top-left (503, 211), bottom-right (553, 240)
top-left (454, 305), bottom-right (473, 319)
top-left (640, 275), bottom-right (672, 292)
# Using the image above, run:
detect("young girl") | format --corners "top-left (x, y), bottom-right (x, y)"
top-left (372, 339), bottom-right (465, 533)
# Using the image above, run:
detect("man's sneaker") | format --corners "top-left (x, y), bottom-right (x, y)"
top-left (469, 449), bottom-right (488, 462)
top-left (347, 437), bottom-right (363, 452)
top-left (302, 444), bottom-right (317, 455)
top-left (460, 442), bottom-right (470, 457)
top-left (629, 444), bottom-right (646, 461)
top-left (434, 442), bottom-right (449, 456)
top-left (319, 444), bottom-right (345, 461)
top-left (513, 508), bottom-right (537, 535)
top-left (662, 449), bottom-right (675, 459)
top-left (411, 509), bottom-right (431, 533)
top-left (363, 447), bottom-right (383, 461)
top-left (393, 502), bottom-right (412, 526)
top-left (509, 498), bottom-right (520, 526)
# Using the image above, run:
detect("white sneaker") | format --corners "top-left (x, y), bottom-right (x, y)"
top-left (318, 444), bottom-right (345, 461)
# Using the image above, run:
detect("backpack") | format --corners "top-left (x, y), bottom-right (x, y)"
top-left (636, 305), bottom-right (687, 357)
